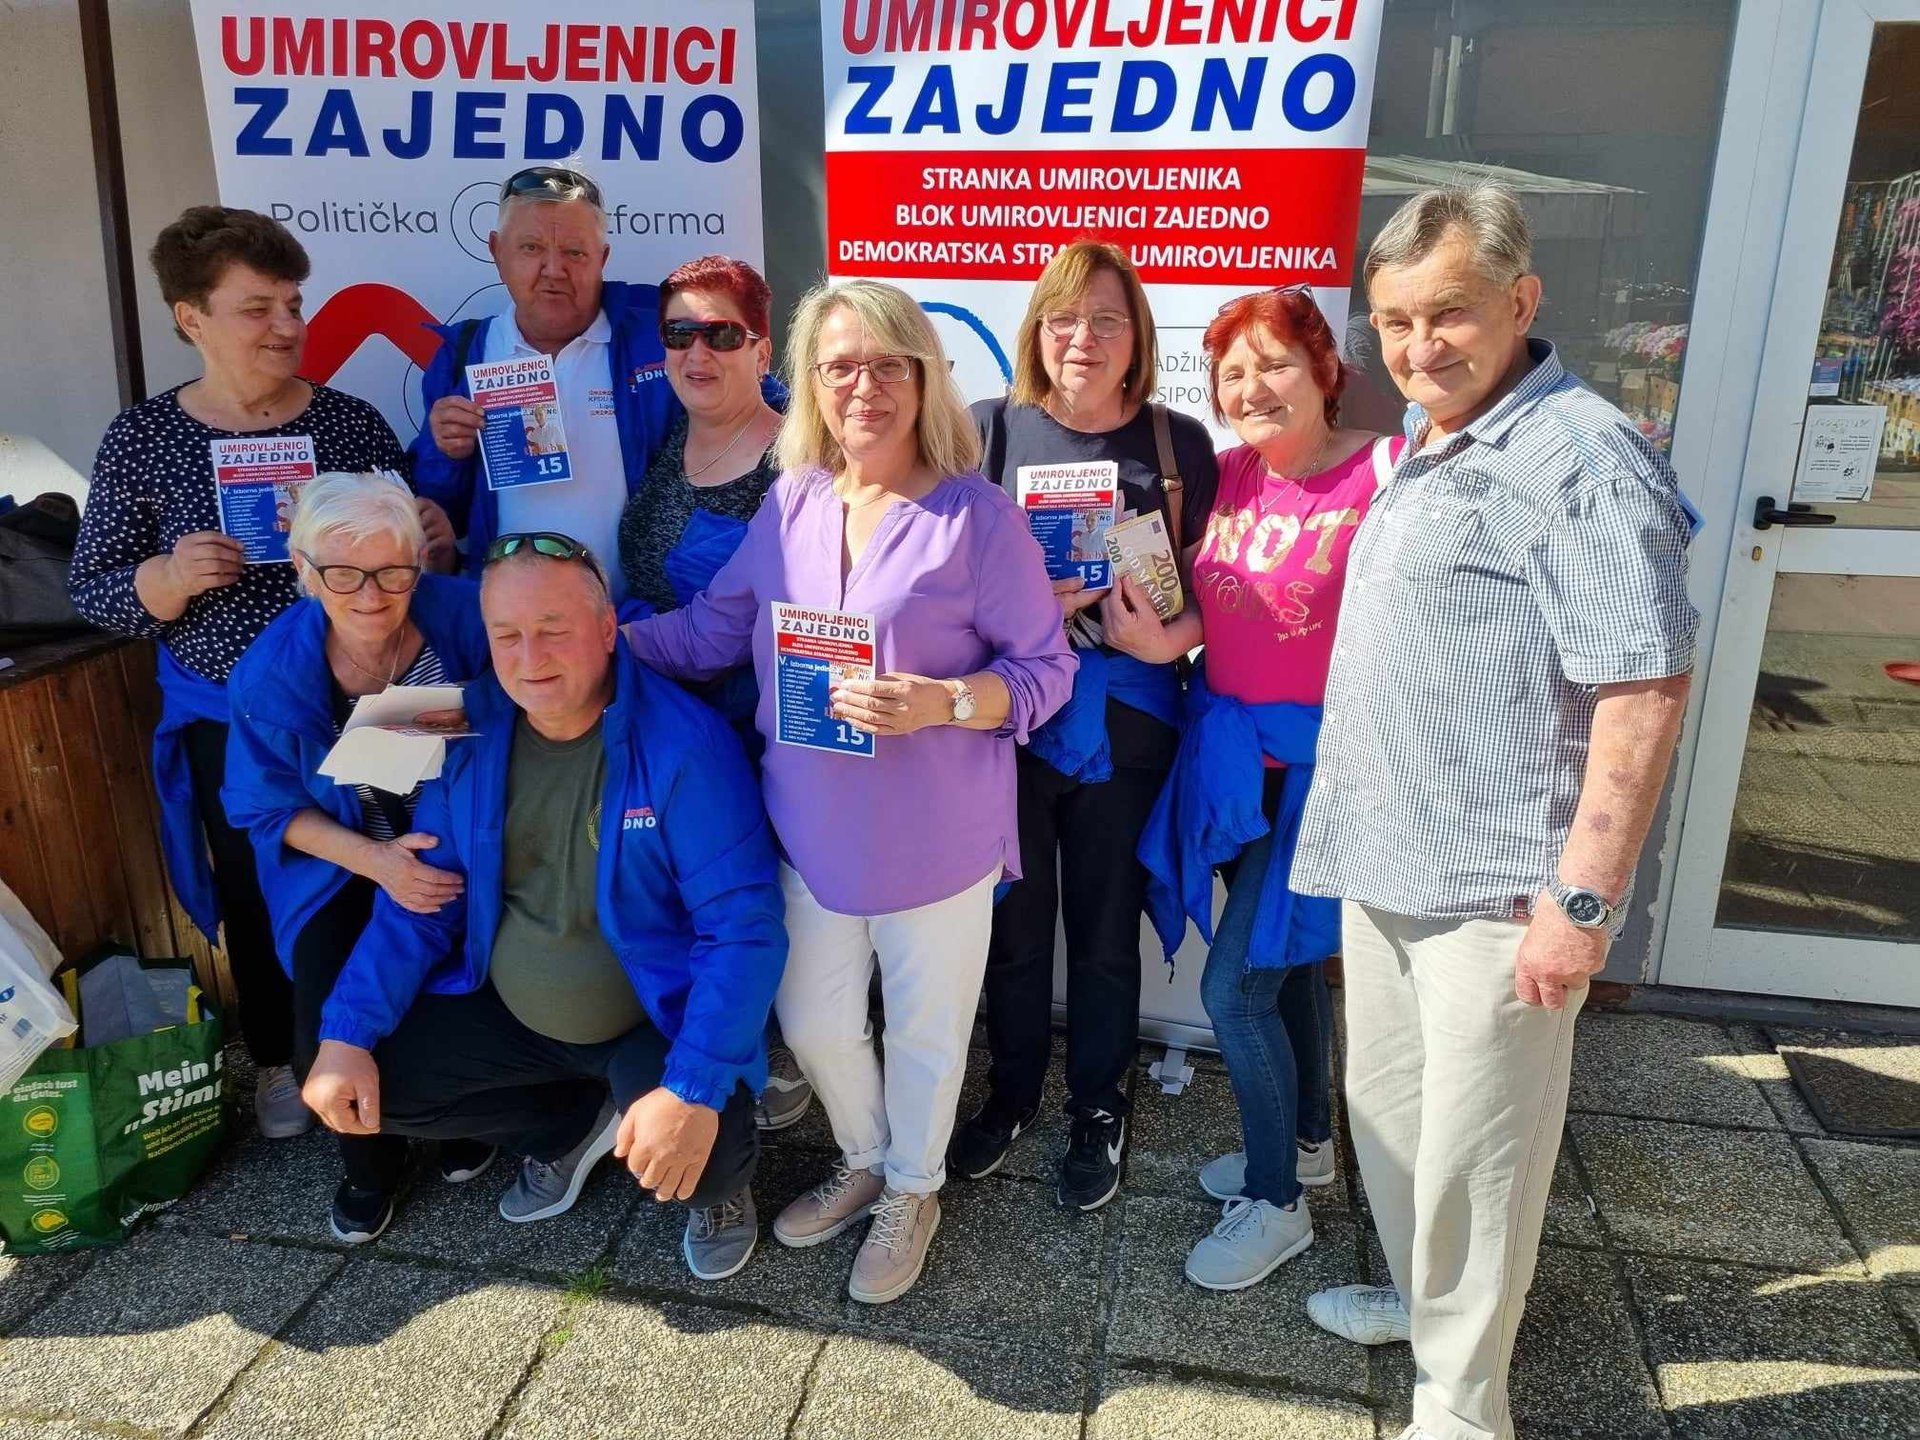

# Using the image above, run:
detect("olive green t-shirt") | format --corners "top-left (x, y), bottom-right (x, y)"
top-left (488, 715), bottom-right (645, 1044)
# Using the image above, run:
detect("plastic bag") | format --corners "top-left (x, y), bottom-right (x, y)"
top-left (0, 909), bottom-right (76, 1097)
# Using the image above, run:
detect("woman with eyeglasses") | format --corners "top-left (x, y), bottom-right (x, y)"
top-left (68, 207), bottom-right (438, 1145)
top-left (953, 240), bottom-right (1219, 1212)
top-left (223, 472), bottom-right (493, 1244)
top-left (624, 279), bottom-right (1075, 1304)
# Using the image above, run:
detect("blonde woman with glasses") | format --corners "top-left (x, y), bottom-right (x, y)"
top-left (624, 279), bottom-right (1075, 1303)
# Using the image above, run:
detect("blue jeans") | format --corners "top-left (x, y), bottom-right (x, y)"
top-left (1200, 827), bottom-right (1334, 1208)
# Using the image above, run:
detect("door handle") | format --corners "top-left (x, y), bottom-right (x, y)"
top-left (1752, 496), bottom-right (1838, 531)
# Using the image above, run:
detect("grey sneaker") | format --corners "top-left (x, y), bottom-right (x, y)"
top-left (1307, 1284), bottom-right (1412, 1344)
top-left (848, 1189), bottom-right (941, 1304)
top-left (755, 1046), bottom-right (814, 1132)
top-left (1198, 1140), bottom-right (1335, 1201)
top-left (773, 1163), bottom-right (884, 1248)
top-left (498, 1102), bottom-right (619, 1224)
top-left (1184, 1196), bottom-right (1314, 1291)
top-left (255, 1064), bottom-right (315, 1139)
top-left (683, 1187), bottom-right (758, 1280)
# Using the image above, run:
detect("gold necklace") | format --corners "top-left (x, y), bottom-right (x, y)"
top-left (684, 412), bottom-right (761, 480)
top-left (336, 626), bottom-right (409, 689)
top-left (834, 479), bottom-right (893, 511)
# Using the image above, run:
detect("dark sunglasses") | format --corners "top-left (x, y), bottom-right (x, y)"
top-left (483, 531), bottom-right (608, 589)
top-left (660, 318), bottom-right (761, 352)
top-left (499, 166), bottom-right (603, 209)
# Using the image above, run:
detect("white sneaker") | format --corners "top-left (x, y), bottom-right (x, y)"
top-left (1197, 1140), bottom-right (1335, 1201)
top-left (1183, 1197), bottom-right (1314, 1291)
top-left (254, 1064), bottom-right (314, 1139)
top-left (1307, 1284), bottom-right (1412, 1344)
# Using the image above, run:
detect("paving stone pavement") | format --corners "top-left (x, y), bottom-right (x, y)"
top-left (0, 1012), bottom-right (1915, 1439)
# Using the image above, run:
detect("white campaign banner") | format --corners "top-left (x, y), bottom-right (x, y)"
top-left (821, 0), bottom-right (1385, 430)
top-left (187, 0), bottom-right (765, 438)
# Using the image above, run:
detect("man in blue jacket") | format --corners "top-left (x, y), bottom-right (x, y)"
top-left (301, 532), bottom-right (786, 1281)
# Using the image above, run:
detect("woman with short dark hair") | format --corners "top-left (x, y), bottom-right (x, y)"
top-left (69, 207), bottom-right (425, 1140)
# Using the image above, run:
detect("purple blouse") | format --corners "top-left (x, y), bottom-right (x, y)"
top-left (625, 467), bottom-right (1076, 916)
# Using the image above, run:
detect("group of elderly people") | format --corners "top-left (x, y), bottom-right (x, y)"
top-left (70, 165), bottom-right (1698, 1440)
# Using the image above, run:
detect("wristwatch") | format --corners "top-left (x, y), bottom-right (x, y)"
top-left (1548, 879), bottom-right (1624, 931)
top-left (946, 679), bottom-right (977, 724)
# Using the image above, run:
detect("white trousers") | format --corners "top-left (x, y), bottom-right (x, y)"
top-left (773, 864), bottom-right (998, 1195)
top-left (1340, 901), bottom-right (1587, 1440)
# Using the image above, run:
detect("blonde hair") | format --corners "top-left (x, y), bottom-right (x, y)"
top-left (1010, 240), bottom-right (1158, 410)
top-left (775, 279), bottom-right (982, 478)
top-left (287, 471), bottom-right (423, 594)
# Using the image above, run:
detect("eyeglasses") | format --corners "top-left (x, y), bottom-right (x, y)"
top-left (1041, 310), bottom-right (1132, 341)
top-left (483, 532), bottom-right (609, 589)
top-left (296, 552), bottom-right (422, 596)
top-left (499, 166), bottom-right (603, 210)
top-left (661, 318), bottom-right (761, 352)
top-left (812, 355), bottom-right (917, 388)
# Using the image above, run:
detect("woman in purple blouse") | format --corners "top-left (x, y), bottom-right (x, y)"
top-left (624, 279), bottom-right (1075, 1304)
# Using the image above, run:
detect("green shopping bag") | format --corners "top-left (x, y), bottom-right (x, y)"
top-left (0, 953), bottom-right (227, 1254)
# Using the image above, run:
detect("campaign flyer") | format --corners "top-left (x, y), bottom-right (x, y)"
top-left (772, 603), bottom-right (876, 758)
top-left (466, 356), bottom-right (572, 492)
top-left (210, 435), bottom-right (317, 564)
top-left (1015, 461), bottom-right (1119, 588)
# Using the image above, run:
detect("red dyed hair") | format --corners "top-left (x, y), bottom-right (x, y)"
top-left (660, 254), bottom-right (772, 337)
top-left (1202, 286), bottom-right (1344, 426)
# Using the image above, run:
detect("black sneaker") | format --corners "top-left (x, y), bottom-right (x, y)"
top-left (329, 1181), bottom-right (396, 1245)
top-left (948, 1095), bottom-right (1041, 1180)
top-left (438, 1139), bottom-right (498, 1184)
top-left (1058, 1110), bottom-right (1126, 1211)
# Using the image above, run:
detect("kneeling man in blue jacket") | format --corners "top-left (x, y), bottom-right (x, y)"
top-left (302, 532), bottom-right (786, 1280)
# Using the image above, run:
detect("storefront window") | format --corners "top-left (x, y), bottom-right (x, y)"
top-left (1340, 0), bottom-right (1740, 451)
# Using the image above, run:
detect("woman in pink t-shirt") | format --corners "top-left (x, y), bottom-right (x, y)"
top-left (1107, 287), bottom-right (1401, 1291)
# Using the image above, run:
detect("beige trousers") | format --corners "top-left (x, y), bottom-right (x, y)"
top-left (1340, 901), bottom-right (1587, 1440)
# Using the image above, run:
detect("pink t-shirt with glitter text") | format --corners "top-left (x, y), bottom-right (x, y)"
top-left (1193, 436), bottom-right (1402, 708)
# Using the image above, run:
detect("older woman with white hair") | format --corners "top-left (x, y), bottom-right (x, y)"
top-left (224, 471), bottom-right (493, 1245)
top-left (624, 279), bottom-right (1075, 1304)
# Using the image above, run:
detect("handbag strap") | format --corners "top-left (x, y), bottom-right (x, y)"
top-left (1149, 402), bottom-right (1184, 553)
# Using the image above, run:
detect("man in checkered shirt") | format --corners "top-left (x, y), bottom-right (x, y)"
top-left (1291, 184), bottom-right (1698, 1440)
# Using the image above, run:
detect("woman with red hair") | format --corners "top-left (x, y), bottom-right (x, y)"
top-left (1116, 286), bottom-right (1401, 1292)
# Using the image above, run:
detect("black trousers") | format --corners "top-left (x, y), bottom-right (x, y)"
top-left (983, 745), bottom-right (1167, 1119)
top-left (373, 980), bottom-right (760, 1209)
top-left (183, 719), bottom-right (295, 1067)
top-left (290, 877), bottom-right (412, 1192)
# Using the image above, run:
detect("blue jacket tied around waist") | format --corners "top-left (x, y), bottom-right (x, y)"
top-left (1137, 664), bottom-right (1339, 972)
top-left (1027, 646), bottom-right (1182, 784)
top-left (152, 647), bottom-right (235, 944)
top-left (222, 574), bottom-right (492, 974)
top-left (317, 637), bottom-right (788, 1112)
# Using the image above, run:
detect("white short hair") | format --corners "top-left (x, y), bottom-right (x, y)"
top-left (287, 471), bottom-right (424, 590)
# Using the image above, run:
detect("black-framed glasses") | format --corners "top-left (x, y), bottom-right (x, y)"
top-left (499, 165), bottom-right (603, 210)
top-left (1041, 309), bottom-right (1132, 340)
top-left (812, 355), bottom-right (917, 388)
top-left (483, 531), bottom-right (609, 588)
top-left (661, 318), bottom-right (761, 352)
top-left (296, 552), bottom-right (422, 596)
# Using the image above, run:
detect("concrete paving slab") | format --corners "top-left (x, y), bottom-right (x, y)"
top-left (1771, 1028), bottom-right (1920, 1137)
top-left (1628, 1255), bottom-right (1920, 1439)
top-left (1571, 1116), bottom-right (1858, 1271)
top-left (0, 1421), bottom-right (125, 1439)
top-left (1723, 1024), bottom-right (1826, 1135)
top-left (377, 1156), bottom-right (637, 1277)
top-left (166, 1125), bottom-right (349, 1242)
top-left (1107, 1195), bottom-right (1369, 1398)
top-left (1802, 1139), bottom-right (1920, 1282)
top-left (0, 1230), bottom-right (339, 1435)
top-left (501, 1297), bottom-right (818, 1440)
top-left (1088, 1368), bottom-right (1373, 1439)
top-left (1127, 1065), bottom-right (1348, 1213)
top-left (794, 1331), bottom-right (1085, 1440)
top-left (199, 1260), bottom-right (561, 1440)
top-left (951, 1041), bottom-right (1074, 1185)
top-left (850, 1177), bottom-right (1107, 1350)
top-left (0, 1253), bottom-right (90, 1337)
top-left (1570, 1014), bottom-right (1778, 1129)
top-left (610, 1143), bottom-right (857, 1325)
top-left (1545, 1147), bottom-right (1602, 1248)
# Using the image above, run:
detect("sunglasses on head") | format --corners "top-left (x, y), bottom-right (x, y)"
top-left (499, 166), bottom-right (603, 210)
top-left (660, 318), bottom-right (761, 352)
top-left (483, 532), bottom-right (608, 588)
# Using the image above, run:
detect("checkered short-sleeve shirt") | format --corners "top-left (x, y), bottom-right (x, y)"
top-left (1289, 341), bottom-right (1699, 919)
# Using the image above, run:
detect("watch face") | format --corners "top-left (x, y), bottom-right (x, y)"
top-left (1563, 891), bottom-right (1608, 926)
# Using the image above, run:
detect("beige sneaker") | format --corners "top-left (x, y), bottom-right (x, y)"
top-left (773, 1163), bottom-right (884, 1248)
top-left (848, 1188), bottom-right (941, 1305)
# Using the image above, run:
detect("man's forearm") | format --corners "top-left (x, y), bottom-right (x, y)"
top-left (1558, 674), bottom-right (1692, 900)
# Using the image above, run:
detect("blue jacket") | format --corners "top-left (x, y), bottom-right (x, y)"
top-left (317, 637), bottom-right (787, 1111)
top-left (153, 647), bottom-right (233, 944)
top-left (1026, 646), bottom-right (1182, 784)
top-left (1137, 664), bottom-right (1340, 972)
top-left (221, 575), bottom-right (492, 973)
